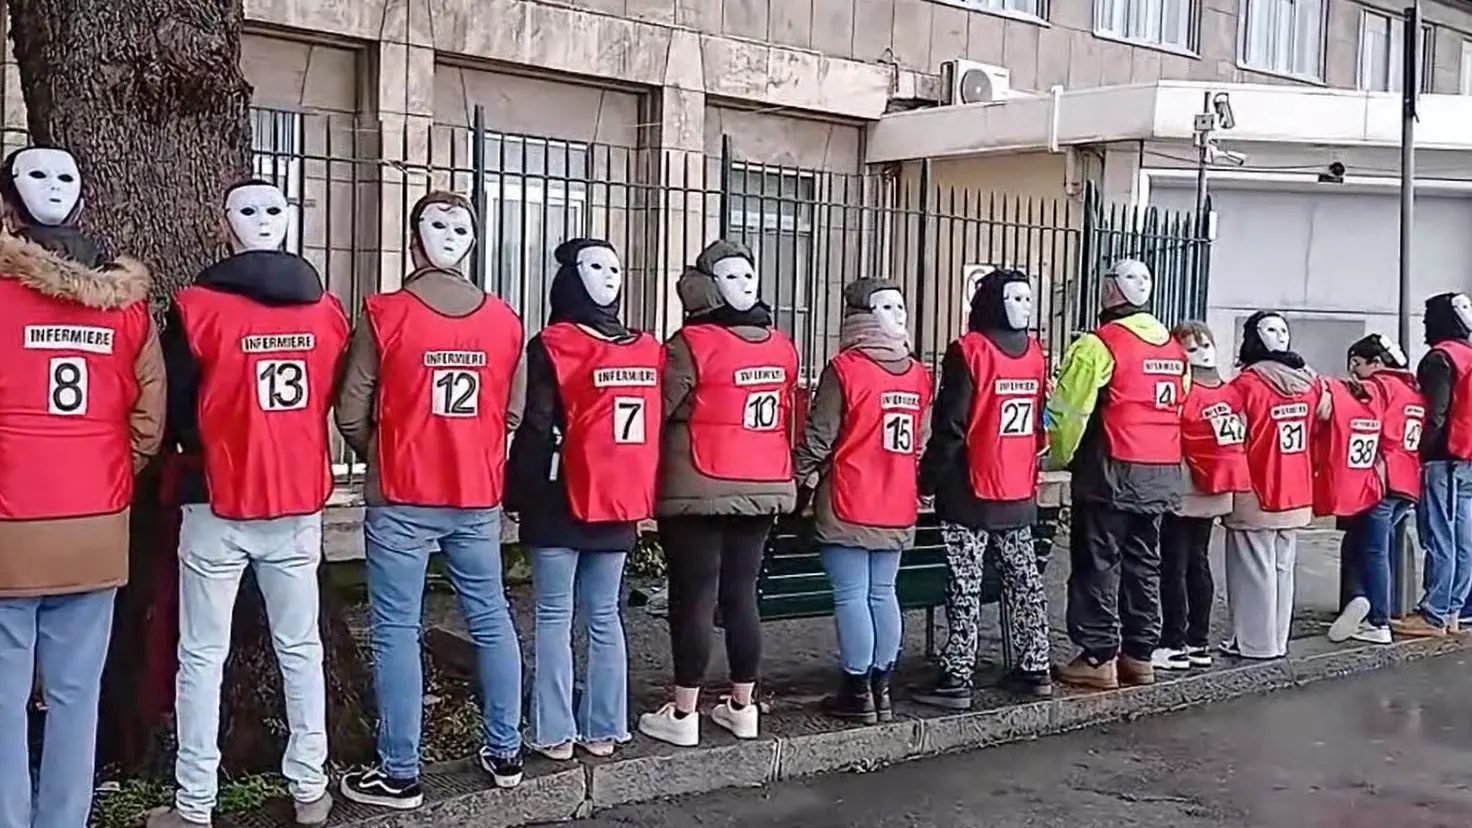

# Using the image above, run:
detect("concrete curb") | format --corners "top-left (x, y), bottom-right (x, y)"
top-left (308, 635), bottom-right (1472, 828)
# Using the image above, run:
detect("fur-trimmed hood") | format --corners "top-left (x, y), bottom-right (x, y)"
top-left (0, 233), bottom-right (149, 309)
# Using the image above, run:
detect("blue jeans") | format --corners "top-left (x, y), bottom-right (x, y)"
top-left (1418, 461), bottom-right (1472, 626)
top-left (819, 546), bottom-right (903, 675)
top-left (0, 589), bottom-right (115, 828)
top-left (1345, 497), bottom-right (1413, 627)
top-left (364, 506), bottom-right (521, 779)
top-left (527, 548), bottom-right (628, 747)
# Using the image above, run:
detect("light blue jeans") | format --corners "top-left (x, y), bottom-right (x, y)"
top-left (527, 548), bottom-right (629, 748)
top-left (1418, 461), bottom-right (1472, 625)
top-left (0, 589), bottom-right (115, 828)
top-left (175, 506), bottom-right (327, 822)
top-left (819, 546), bottom-right (903, 675)
top-left (365, 506), bottom-right (521, 780)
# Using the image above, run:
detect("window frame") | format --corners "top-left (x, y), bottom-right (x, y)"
top-left (928, 0), bottom-right (1049, 25)
top-left (1093, 0), bottom-right (1200, 54)
top-left (1355, 7), bottom-right (1434, 94)
top-left (1460, 38), bottom-right (1472, 94)
top-left (1237, 0), bottom-right (1327, 82)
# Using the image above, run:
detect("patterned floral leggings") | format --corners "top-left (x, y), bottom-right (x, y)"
top-left (938, 523), bottom-right (1051, 680)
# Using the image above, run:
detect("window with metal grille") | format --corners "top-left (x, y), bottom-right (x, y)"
top-left (726, 164), bottom-right (815, 376)
top-left (248, 107), bottom-right (303, 254)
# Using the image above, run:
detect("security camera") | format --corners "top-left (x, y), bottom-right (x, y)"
top-left (1207, 145), bottom-right (1247, 166)
top-left (1212, 92), bottom-right (1235, 130)
top-left (1318, 161), bottom-right (1346, 183)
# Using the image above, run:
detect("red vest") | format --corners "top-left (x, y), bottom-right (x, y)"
top-left (175, 287), bottom-right (349, 520)
top-left (1095, 322), bottom-right (1186, 464)
top-left (682, 324), bottom-right (799, 482)
top-left (958, 332), bottom-right (1046, 502)
top-left (541, 323), bottom-right (663, 522)
top-left (0, 279), bottom-right (150, 520)
top-left (1179, 380), bottom-right (1251, 495)
top-left (1367, 371), bottom-right (1424, 500)
top-left (1312, 379), bottom-right (1384, 517)
top-left (1436, 340), bottom-right (1472, 460)
top-left (1235, 370), bottom-right (1318, 512)
top-left (827, 350), bottom-right (932, 528)
top-left (367, 291), bottom-right (523, 509)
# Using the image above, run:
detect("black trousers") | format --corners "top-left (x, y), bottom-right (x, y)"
top-left (1159, 514), bottom-right (1215, 650)
top-left (1065, 502), bottom-right (1163, 662)
top-left (659, 514), bottom-right (774, 688)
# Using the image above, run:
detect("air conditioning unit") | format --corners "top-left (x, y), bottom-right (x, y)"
top-left (941, 59), bottom-right (1012, 105)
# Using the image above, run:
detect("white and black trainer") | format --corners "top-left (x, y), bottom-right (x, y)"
top-left (479, 747), bottom-right (524, 789)
top-left (340, 768), bottom-right (424, 810)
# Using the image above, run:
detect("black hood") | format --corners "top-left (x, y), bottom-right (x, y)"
top-left (1425, 292), bottom-right (1472, 345)
top-left (15, 225), bottom-right (110, 268)
top-left (1238, 310), bottom-right (1306, 370)
top-left (193, 250), bottom-right (324, 306)
top-left (548, 238), bottom-right (629, 338)
top-left (969, 268), bottom-right (1031, 357)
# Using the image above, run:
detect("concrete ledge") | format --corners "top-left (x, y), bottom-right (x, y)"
top-left (228, 634), bottom-right (1471, 828)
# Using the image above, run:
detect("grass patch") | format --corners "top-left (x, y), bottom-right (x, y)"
top-left (91, 775), bottom-right (288, 828)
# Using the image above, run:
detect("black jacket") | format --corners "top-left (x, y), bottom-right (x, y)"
top-left (503, 331), bottom-right (638, 552)
top-left (1417, 349), bottom-right (1456, 463)
top-left (161, 251), bottom-right (326, 505)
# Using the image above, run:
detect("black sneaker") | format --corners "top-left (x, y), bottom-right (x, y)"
top-left (339, 768), bottom-right (423, 810)
top-left (998, 668), bottom-right (1054, 699)
top-left (913, 672), bottom-right (973, 711)
top-left (479, 747), bottom-right (524, 789)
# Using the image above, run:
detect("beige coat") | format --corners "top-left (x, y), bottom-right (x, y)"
top-left (0, 235), bottom-right (165, 598)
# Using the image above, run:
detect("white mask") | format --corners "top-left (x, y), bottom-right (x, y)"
top-left (1256, 316), bottom-right (1291, 353)
top-left (225, 184), bottom-right (290, 252)
top-left (416, 202), bottom-right (475, 270)
top-left (1105, 259), bottom-right (1152, 308)
top-left (1183, 336), bottom-right (1217, 369)
top-left (1375, 334), bottom-right (1408, 368)
top-left (10, 148), bottom-right (81, 226)
top-left (710, 256), bottom-right (759, 312)
top-left (1001, 281), bottom-right (1033, 329)
top-left (867, 289), bottom-right (908, 341)
top-left (1453, 294), bottom-right (1472, 333)
top-left (577, 245), bottom-right (622, 307)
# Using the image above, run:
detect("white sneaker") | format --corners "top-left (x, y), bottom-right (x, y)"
top-left (528, 741), bottom-right (573, 761)
top-left (710, 697), bottom-right (759, 739)
top-left (638, 703), bottom-right (699, 747)
top-left (1328, 596), bottom-right (1371, 643)
top-left (1151, 648), bottom-right (1189, 670)
top-left (1185, 646), bottom-right (1212, 668)
top-left (1350, 624), bottom-right (1393, 645)
top-left (577, 740), bottom-right (616, 757)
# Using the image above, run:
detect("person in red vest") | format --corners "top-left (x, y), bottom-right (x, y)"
top-left (639, 239), bottom-right (797, 747)
top-left (1221, 311), bottom-right (1328, 661)
top-left (1328, 334), bottom-right (1421, 645)
top-left (913, 269), bottom-right (1051, 708)
top-left (1398, 294), bottom-right (1472, 636)
top-left (792, 278), bottom-right (932, 722)
top-left (333, 192), bottom-right (527, 808)
top-left (1152, 321), bottom-right (1248, 673)
top-left (151, 180), bottom-right (348, 828)
top-left (505, 239), bottom-right (661, 761)
top-left (0, 146), bottom-right (164, 828)
top-left (1046, 260), bottom-right (1187, 690)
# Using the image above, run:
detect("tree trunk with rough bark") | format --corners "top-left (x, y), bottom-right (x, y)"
top-left (6, 0), bottom-right (374, 776)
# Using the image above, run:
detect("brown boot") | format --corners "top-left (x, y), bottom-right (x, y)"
top-left (1117, 655), bottom-right (1156, 686)
top-left (1392, 615), bottom-right (1447, 638)
top-left (1053, 655), bottom-right (1119, 690)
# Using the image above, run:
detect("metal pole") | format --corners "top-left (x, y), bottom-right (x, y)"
top-left (470, 104), bottom-right (487, 290)
top-left (1397, 4), bottom-right (1419, 349)
top-left (1193, 91), bottom-right (1211, 221)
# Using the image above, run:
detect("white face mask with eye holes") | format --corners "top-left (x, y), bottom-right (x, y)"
top-left (710, 255), bottom-right (759, 312)
top-left (224, 184), bottom-right (290, 252)
top-left (416, 203), bottom-right (475, 270)
top-left (11, 147), bottom-right (82, 227)
top-left (577, 245), bottom-right (622, 307)
top-left (867, 288), bottom-right (909, 341)
top-left (1453, 294), bottom-right (1472, 334)
top-left (1256, 315), bottom-right (1291, 353)
top-left (1001, 280), bottom-right (1033, 330)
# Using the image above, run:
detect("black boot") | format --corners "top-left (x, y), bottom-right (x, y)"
top-left (998, 667), bottom-right (1054, 699)
top-left (822, 672), bottom-right (877, 724)
top-left (913, 670), bottom-right (973, 711)
top-left (870, 667), bottom-right (893, 723)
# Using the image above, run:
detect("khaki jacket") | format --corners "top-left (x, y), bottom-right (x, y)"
top-left (0, 235), bottom-right (165, 598)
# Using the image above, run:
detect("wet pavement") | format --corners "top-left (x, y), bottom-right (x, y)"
top-left (572, 652), bottom-right (1472, 828)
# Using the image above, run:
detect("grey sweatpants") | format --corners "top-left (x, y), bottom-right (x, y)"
top-left (1223, 527), bottom-right (1297, 658)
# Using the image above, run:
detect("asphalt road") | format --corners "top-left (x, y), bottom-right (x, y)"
top-left (573, 653), bottom-right (1472, 827)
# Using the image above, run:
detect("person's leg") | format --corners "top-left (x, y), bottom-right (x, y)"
top-left (1182, 517), bottom-right (1217, 656)
top-left (1273, 529), bottom-right (1299, 657)
top-left (250, 513), bottom-right (330, 814)
top-left (711, 515), bottom-right (770, 738)
top-left (437, 509), bottom-right (522, 786)
top-left (0, 598), bottom-right (38, 828)
top-left (527, 546), bottom-right (578, 755)
top-left (1117, 512), bottom-right (1164, 678)
top-left (865, 548), bottom-right (903, 720)
top-left (573, 550), bottom-right (630, 749)
top-left (174, 505), bottom-right (251, 823)
top-left (992, 526), bottom-right (1052, 694)
top-left (1064, 502), bottom-right (1125, 663)
top-left (1223, 528), bottom-right (1279, 658)
top-left (1359, 499), bottom-right (1397, 631)
top-left (640, 515), bottom-right (720, 746)
top-left (819, 546), bottom-right (877, 676)
top-left (936, 522), bottom-right (988, 683)
top-left (32, 589), bottom-right (115, 828)
top-left (1447, 463), bottom-right (1472, 623)
top-left (1157, 513), bottom-right (1190, 658)
top-left (1418, 461), bottom-right (1456, 627)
